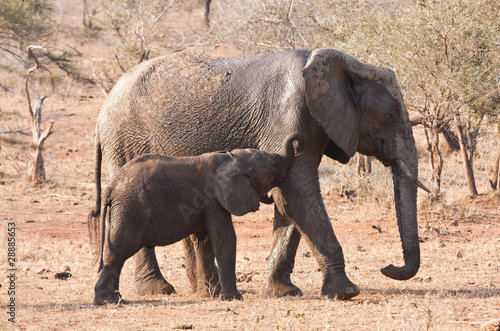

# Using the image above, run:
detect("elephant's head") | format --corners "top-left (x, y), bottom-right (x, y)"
top-left (214, 133), bottom-right (304, 217)
top-left (303, 49), bottom-right (429, 281)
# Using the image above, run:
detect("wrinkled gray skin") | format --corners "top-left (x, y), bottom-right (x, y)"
top-left (93, 134), bottom-right (303, 304)
top-left (89, 48), bottom-right (423, 300)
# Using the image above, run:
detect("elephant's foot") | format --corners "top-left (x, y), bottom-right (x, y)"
top-left (196, 279), bottom-right (221, 298)
top-left (134, 276), bottom-right (176, 296)
top-left (94, 290), bottom-right (123, 305)
top-left (133, 247), bottom-right (176, 296)
top-left (262, 277), bottom-right (303, 298)
top-left (321, 274), bottom-right (360, 300)
top-left (220, 289), bottom-right (243, 301)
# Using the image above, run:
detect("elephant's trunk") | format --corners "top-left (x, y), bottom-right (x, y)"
top-left (380, 158), bottom-right (420, 280)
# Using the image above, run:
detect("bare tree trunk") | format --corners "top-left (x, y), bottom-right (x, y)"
top-left (490, 154), bottom-right (500, 190)
top-left (366, 155), bottom-right (372, 173)
top-left (204, 0), bottom-right (212, 27)
top-left (356, 153), bottom-right (372, 176)
top-left (441, 125), bottom-right (460, 151)
top-left (456, 123), bottom-right (478, 196)
top-left (25, 46), bottom-right (53, 182)
top-left (424, 126), bottom-right (443, 194)
top-left (83, 0), bottom-right (89, 28)
top-left (490, 122), bottom-right (500, 191)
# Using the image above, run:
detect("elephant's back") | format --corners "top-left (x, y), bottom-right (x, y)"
top-left (97, 50), bottom-right (312, 173)
top-left (100, 53), bottom-right (248, 114)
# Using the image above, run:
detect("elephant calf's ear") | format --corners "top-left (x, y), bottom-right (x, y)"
top-left (214, 159), bottom-right (260, 216)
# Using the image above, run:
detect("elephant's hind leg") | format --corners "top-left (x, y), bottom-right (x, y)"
top-left (132, 247), bottom-right (176, 296)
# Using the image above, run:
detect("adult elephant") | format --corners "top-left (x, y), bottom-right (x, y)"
top-left (89, 48), bottom-right (428, 300)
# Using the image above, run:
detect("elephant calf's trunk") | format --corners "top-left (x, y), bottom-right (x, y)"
top-left (282, 133), bottom-right (305, 159)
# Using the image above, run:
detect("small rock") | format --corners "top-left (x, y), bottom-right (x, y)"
top-left (36, 268), bottom-right (48, 275)
top-left (22, 267), bottom-right (30, 272)
top-left (480, 319), bottom-right (500, 331)
top-left (372, 223), bottom-right (382, 233)
top-left (413, 276), bottom-right (432, 283)
top-left (303, 251), bottom-right (312, 258)
top-left (456, 250), bottom-right (463, 259)
top-left (62, 265), bottom-right (71, 272)
top-left (357, 246), bottom-right (366, 252)
top-left (54, 272), bottom-right (72, 280)
top-left (449, 220), bottom-right (459, 226)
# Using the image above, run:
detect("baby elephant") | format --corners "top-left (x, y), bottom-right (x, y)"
top-left (93, 133), bottom-right (304, 304)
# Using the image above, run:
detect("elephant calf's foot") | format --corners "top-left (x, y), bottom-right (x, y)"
top-left (262, 278), bottom-right (303, 298)
top-left (321, 274), bottom-right (360, 300)
top-left (134, 277), bottom-right (176, 296)
top-left (94, 290), bottom-right (123, 305)
top-left (220, 290), bottom-right (243, 301)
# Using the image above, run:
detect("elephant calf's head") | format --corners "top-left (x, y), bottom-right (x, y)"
top-left (214, 133), bottom-right (303, 216)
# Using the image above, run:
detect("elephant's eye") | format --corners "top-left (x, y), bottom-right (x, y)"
top-left (386, 112), bottom-right (397, 124)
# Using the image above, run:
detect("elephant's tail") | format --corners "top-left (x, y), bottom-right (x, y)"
top-left (87, 130), bottom-right (102, 263)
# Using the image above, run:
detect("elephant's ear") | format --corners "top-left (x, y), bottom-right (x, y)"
top-left (303, 48), bottom-right (366, 157)
top-left (214, 158), bottom-right (260, 216)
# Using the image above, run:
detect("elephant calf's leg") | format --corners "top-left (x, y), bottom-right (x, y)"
top-left (263, 209), bottom-right (303, 298)
top-left (205, 213), bottom-right (242, 301)
top-left (133, 247), bottom-right (176, 296)
top-left (94, 263), bottom-right (124, 305)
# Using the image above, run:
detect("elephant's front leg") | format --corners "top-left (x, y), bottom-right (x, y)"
top-left (132, 247), bottom-right (176, 296)
top-left (183, 232), bottom-right (221, 297)
top-left (262, 208), bottom-right (303, 297)
top-left (265, 164), bottom-right (360, 300)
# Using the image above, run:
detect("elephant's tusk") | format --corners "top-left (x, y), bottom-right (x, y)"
top-left (396, 159), bottom-right (431, 193)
